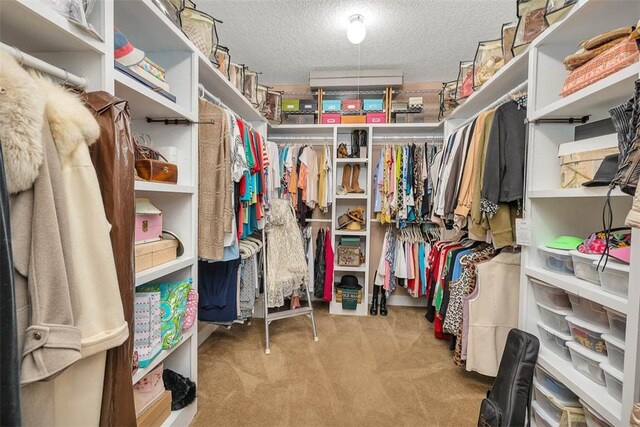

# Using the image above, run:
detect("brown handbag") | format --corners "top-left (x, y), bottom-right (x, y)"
top-left (134, 134), bottom-right (178, 183)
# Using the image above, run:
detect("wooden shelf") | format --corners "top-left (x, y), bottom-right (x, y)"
top-left (525, 266), bottom-right (627, 314)
top-left (115, 71), bottom-right (195, 121)
top-left (132, 326), bottom-right (195, 384)
top-left (135, 182), bottom-right (196, 194)
top-left (135, 256), bottom-right (196, 287)
top-left (528, 187), bottom-right (630, 199)
top-left (0, 0), bottom-right (106, 54)
top-left (537, 348), bottom-right (622, 427)
top-left (530, 64), bottom-right (640, 121)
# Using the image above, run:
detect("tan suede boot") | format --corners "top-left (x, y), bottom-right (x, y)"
top-left (626, 184), bottom-right (640, 227)
top-left (337, 164), bottom-right (352, 195)
top-left (350, 164), bottom-right (365, 193)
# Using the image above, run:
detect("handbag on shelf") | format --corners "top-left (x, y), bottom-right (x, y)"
top-left (243, 67), bottom-right (260, 106)
top-left (229, 62), bottom-right (245, 93)
top-left (179, 7), bottom-right (220, 58)
top-left (134, 134), bottom-right (178, 184)
top-left (473, 39), bottom-right (505, 89)
top-left (214, 45), bottom-right (231, 78)
top-left (263, 89), bottom-right (282, 122)
top-left (512, 0), bottom-right (548, 56)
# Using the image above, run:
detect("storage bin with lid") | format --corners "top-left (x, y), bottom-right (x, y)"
top-left (322, 100), bottom-right (341, 112)
top-left (567, 294), bottom-right (608, 327)
top-left (599, 361), bottom-right (623, 401)
top-left (566, 341), bottom-right (607, 385)
top-left (363, 99), bottom-right (383, 111)
top-left (537, 321), bottom-right (572, 360)
top-left (282, 99), bottom-right (300, 111)
top-left (321, 113), bottom-right (340, 124)
top-left (594, 260), bottom-right (630, 298)
top-left (537, 302), bottom-right (572, 334)
top-left (570, 250), bottom-right (601, 284)
top-left (601, 333), bottom-right (625, 371)
top-left (366, 112), bottom-right (386, 124)
top-left (532, 279), bottom-right (571, 309)
top-left (605, 308), bottom-right (626, 341)
top-left (566, 315), bottom-right (608, 354)
top-left (298, 99), bottom-right (316, 112)
top-left (533, 380), bottom-right (580, 423)
top-left (341, 99), bottom-right (362, 111)
top-left (580, 399), bottom-right (612, 427)
top-left (535, 365), bottom-right (579, 402)
top-left (539, 245), bottom-right (574, 274)
top-left (532, 401), bottom-right (559, 427)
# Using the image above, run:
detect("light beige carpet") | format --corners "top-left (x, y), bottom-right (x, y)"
top-left (193, 303), bottom-right (493, 427)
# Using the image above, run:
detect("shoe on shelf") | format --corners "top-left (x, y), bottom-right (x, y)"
top-left (350, 164), bottom-right (365, 193)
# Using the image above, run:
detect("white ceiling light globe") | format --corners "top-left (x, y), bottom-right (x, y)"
top-left (347, 15), bottom-right (366, 44)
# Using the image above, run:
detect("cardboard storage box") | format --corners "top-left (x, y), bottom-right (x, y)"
top-left (136, 198), bottom-right (163, 244)
top-left (341, 115), bottom-right (366, 124)
top-left (337, 245), bottom-right (361, 266)
top-left (322, 113), bottom-right (340, 124)
top-left (342, 99), bottom-right (362, 111)
top-left (408, 96), bottom-right (424, 108)
top-left (558, 135), bottom-right (619, 188)
top-left (282, 99), bottom-right (300, 111)
top-left (391, 101), bottom-right (408, 112)
top-left (299, 99), bottom-right (316, 111)
top-left (322, 100), bottom-right (341, 112)
top-left (363, 99), bottom-right (384, 111)
top-left (395, 113), bottom-right (424, 123)
top-left (135, 238), bottom-right (179, 273)
top-left (366, 112), bottom-right (386, 124)
top-left (136, 391), bottom-right (171, 427)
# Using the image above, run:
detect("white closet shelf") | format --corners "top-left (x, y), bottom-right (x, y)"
top-left (537, 348), bottom-right (621, 426)
top-left (334, 265), bottom-right (367, 273)
top-left (446, 48), bottom-right (530, 122)
top-left (132, 325), bottom-right (196, 384)
top-left (528, 187), bottom-right (630, 198)
top-left (115, 0), bottom-right (193, 51)
top-left (335, 230), bottom-right (367, 236)
top-left (162, 402), bottom-right (197, 427)
top-left (114, 71), bottom-right (196, 121)
top-left (525, 266), bottom-right (627, 314)
top-left (268, 124), bottom-right (334, 137)
top-left (0, 0), bottom-right (106, 53)
top-left (335, 194), bottom-right (368, 200)
top-left (530, 63), bottom-right (640, 121)
top-left (135, 256), bottom-right (196, 287)
top-left (335, 158), bottom-right (368, 164)
top-left (198, 54), bottom-right (266, 123)
top-left (135, 181), bottom-right (196, 194)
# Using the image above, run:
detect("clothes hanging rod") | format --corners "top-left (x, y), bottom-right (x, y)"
top-left (0, 43), bottom-right (87, 89)
top-left (306, 218), bottom-right (332, 223)
top-left (270, 136), bottom-right (333, 141)
top-left (198, 83), bottom-right (255, 131)
top-left (454, 80), bottom-right (528, 131)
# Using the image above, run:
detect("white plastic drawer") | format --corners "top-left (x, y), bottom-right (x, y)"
top-left (538, 321), bottom-right (572, 361)
top-left (570, 250), bottom-right (601, 284)
top-left (532, 279), bottom-right (571, 309)
top-left (595, 260), bottom-right (630, 298)
top-left (539, 246), bottom-right (574, 275)
top-left (605, 308), bottom-right (626, 341)
top-left (580, 399), bottom-right (612, 427)
top-left (566, 315), bottom-right (608, 355)
top-left (538, 303), bottom-right (572, 334)
top-left (600, 361), bottom-right (623, 402)
top-left (602, 334), bottom-right (625, 371)
top-left (535, 365), bottom-right (579, 402)
top-left (567, 341), bottom-right (606, 385)
top-left (567, 293), bottom-right (608, 328)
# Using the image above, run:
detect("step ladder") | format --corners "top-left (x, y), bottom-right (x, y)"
top-left (261, 230), bottom-right (318, 355)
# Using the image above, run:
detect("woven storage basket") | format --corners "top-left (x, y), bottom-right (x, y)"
top-left (135, 239), bottom-right (179, 273)
top-left (561, 39), bottom-right (639, 97)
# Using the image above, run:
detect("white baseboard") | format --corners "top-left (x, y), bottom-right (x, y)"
top-left (385, 294), bottom-right (429, 307)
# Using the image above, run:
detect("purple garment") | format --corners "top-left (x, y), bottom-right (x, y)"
top-left (461, 279), bottom-right (481, 361)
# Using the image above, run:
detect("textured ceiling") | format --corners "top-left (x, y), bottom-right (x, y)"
top-left (198, 0), bottom-right (517, 85)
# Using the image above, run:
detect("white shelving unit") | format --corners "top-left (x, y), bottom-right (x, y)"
top-left (440, 2), bottom-right (639, 424)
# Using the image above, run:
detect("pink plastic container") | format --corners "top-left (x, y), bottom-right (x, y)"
top-left (322, 113), bottom-right (341, 124)
top-left (366, 112), bottom-right (387, 124)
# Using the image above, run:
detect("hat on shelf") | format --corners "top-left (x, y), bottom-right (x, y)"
top-left (578, 228), bottom-right (631, 255)
top-left (582, 154), bottom-right (619, 187)
top-left (337, 274), bottom-right (362, 289)
top-left (337, 213), bottom-right (353, 229)
top-left (547, 235), bottom-right (583, 251)
top-left (346, 221), bottom-right (364, 231)
top-left (347, 207), bottom-right (365, 223)
top-left (114, 28), bottom-right (145, 66)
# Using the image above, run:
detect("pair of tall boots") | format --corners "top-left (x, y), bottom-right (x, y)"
top-left (340, 164), bottom-right (365, 194)
top-left (370, 285), bottom-right (387, 316)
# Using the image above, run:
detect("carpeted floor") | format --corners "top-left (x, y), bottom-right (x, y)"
top-left (193, 303), bottom-right (493, 427)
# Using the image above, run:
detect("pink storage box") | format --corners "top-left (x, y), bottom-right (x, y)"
top-left (366, 112), bottom-right (386, 124)
top-left (322, 113), bottom-right (341, 124)
top-left (135, 198), bottom-right (163, 243)
top-left (342, 99), bottom-right (362, 111)
top-left (133, 363), bottom-right (165, 416)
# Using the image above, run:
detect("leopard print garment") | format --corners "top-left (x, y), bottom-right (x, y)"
top-left (452, 247), bottom-right (498, 366)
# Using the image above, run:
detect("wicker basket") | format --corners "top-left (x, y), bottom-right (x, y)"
top-left (560, 39), bottom-right (639, 98)
top-left (135, 239), bottom-right (179, 273)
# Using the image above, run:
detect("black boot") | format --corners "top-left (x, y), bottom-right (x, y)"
top-left (379, 291), bottom-right (388, 316)
top-left (370, 285), bottom-right (379, 316)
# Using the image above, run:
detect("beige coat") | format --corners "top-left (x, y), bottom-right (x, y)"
top-left (466, 251), bottom-right (521, 377)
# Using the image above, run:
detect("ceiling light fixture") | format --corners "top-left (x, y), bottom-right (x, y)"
top-left (347, 14), bottom-right (366, 44)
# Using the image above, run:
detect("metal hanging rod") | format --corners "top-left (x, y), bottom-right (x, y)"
top-left (198, 83), bottom-right (255, 131)
top-left (392, 89), bottom-right (440, 94)
top-left (454, 80), bottom-right (528, 131)
top-left (527, 115), bottom-right (590, 125)
top-left (1, 43), bottom-right (87, 89)
top-left (372, 135), bottom-right (444, 140)
top-left (145, 117), bottom-right (215, 125)
top-left (306, 218), bottom-right (332, 223)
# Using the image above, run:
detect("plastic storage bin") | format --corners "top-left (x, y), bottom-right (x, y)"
top-left (535, 365), bottom-right (579, 402)
top-left (532, 401), bottom-right (559, 427)
top-left (567, 294), bottom-right (608, 327)
top-left (533, 380), bottom-right (580, 423)
top-left (321, 113), bottom-right (340, 124)
top-left (366, 112), bottom-right (386, 124)
top-left (567, 341), bottom-right (607, 385)
top-left (601, 334), bottom-right (625, 371)
top-left (570, 250), bottom-right (601, 284)
top-left (363, 99), bottom-right (384, 111)
top-left (595, 260), bottom-right (630, 298)
top-left (532, 279), bottom-right (571, 309)
top-left (600, 361), bottom-right (623, 401)
top-left (539, 245), bottom-right (574, 274)
top-left (538, 321), bottom-right (572, 361)
top-left (566, 315), bottom-right (608, 355)
top-left (322, 100), bottom-right (341, 112)
top-left (580, 399), bottom-right (612, 427)
top-left (537, 302), bottom-right (572, 334)
top-left (605, 308), bottom-right (626, 341)
top-left (282, 99), bottom-right (300, 111)
top-left (341, 115), bottom-right (366, 124)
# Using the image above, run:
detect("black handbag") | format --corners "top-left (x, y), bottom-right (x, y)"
top-left (477, 329), bottom-right (539, 427)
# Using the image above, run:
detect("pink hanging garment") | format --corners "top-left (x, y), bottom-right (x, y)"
top-left (323, 231), bottom-right (334, 302)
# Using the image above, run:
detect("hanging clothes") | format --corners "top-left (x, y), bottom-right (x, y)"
top-left (314, 229), bottom-right (326, 299)
top-left (198, 258), bottom-right (241, 323)
top-left (323, 230), bottom-right (334, 302)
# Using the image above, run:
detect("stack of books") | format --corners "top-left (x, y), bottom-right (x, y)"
top-left (115, 56), bottom-right (176, 102)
